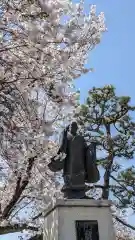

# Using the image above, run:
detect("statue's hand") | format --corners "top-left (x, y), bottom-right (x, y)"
top-left (48, 152), bottom-right (66, 172)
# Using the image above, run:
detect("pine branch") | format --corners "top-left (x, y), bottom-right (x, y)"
top-left (87, 184), bottom-right (119, 190)
top-left (110, 175), bottom-right (135, 196)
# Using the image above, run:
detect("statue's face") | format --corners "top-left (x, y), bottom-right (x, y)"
top-left (70, 122), bottom-right (78, 135)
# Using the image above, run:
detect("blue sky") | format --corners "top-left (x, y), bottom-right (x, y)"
top-left (76, 0), bottom-right (135, 105)
top-left (1, 0), bottom-right (135, 239)
top-left (75, 0), bottom-right (135, 228)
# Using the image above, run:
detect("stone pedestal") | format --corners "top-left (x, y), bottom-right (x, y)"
top-left (43, 199), bottom-right (115, 240)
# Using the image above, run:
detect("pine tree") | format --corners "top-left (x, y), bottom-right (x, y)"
top-left (75, 85), bottom-right (135, 232)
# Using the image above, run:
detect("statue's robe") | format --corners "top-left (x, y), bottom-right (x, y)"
top-left (48, 135), bottom-right (100, 191)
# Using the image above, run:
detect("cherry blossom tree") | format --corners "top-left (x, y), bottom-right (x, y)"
top-left (0, 0), bottom-right (106, 239)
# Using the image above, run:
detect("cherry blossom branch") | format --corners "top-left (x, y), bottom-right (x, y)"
top-left (0, 44), bottom-right (28, 53)
top-left (28, 234), bottom-right (42, 240)
top-left (0, 224), bottom-right (39, 235)
top-left (32, 213), bottom-right (42, 221)
top-left (114, 216), bottom-right (135, 231)
top-left (2, 156), bottom-right (36, 219)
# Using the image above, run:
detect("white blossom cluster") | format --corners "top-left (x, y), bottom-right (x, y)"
top-left (0, 0), bottom-right (106, 236)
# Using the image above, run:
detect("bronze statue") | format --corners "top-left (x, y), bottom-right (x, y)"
top-left (48, 122), bottom-right (100, 199)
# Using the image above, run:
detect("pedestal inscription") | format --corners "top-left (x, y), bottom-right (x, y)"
top-left (76, 220), bottom-right (99, 240)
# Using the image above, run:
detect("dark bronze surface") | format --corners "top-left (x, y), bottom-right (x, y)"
top-left (48, 122), bottom-right (100, 198)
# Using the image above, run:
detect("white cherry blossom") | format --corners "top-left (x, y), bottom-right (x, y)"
top-left (0, 0), bottom-right (106, 238)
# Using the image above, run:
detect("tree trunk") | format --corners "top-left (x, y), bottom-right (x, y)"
top-left (102, 123), bottom-right (114, 199)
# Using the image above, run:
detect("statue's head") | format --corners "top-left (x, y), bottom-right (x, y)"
top-left (70, 122), bottom-right (78, 136)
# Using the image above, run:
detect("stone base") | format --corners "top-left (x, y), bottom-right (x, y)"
top-left (43, 199), bottom-right (116, 240)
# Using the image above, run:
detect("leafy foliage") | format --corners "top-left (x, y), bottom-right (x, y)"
top-left (74, 85), bottom-right (135, 237)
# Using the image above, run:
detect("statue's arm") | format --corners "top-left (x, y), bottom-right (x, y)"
top-left (83, 139), bottom-right (97, 162)
top-left (59, 127), bottom-right (69, 153)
